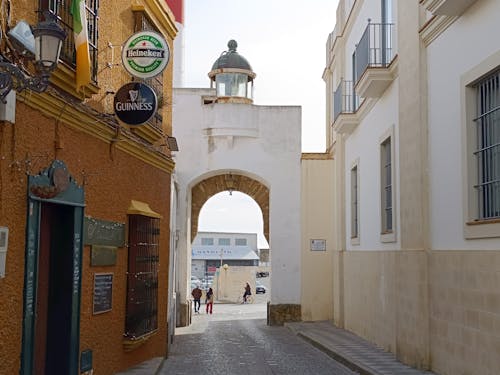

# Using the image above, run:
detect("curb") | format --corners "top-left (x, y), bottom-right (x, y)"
top-left (296, 332), bottom-right (380, 375)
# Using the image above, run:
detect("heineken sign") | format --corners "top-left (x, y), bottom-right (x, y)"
top-left (114, 82), bottom-right (157, 126)
top-left (122, 31), bottom-right (170, 79)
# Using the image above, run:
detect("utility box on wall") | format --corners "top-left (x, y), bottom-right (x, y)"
top-left (0, 227), bottom-right (9, 277)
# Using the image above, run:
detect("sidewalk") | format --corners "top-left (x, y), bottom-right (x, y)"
top-left (285, 321), bottom-right (436, 375)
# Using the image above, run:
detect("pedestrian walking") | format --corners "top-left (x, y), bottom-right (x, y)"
top-left (191, 285), bottom-right (202, 313)
top-left (242, 282), bottom-right (252, 303)
top-left (206, 287), bottom-right (214, 314)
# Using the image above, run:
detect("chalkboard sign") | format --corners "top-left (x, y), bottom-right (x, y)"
top-left (93, 273), bottom-right (113, 314)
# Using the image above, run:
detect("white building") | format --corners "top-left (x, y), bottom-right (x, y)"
top-left (300, 1), bottom-right (500, 374)
top-left (191, 231), bottom-right (260, 279)
top-left (172, 40), bottom-right (302, 326)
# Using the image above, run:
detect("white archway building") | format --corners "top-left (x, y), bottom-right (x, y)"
top-left (172, 40), bottom-right (302, 325)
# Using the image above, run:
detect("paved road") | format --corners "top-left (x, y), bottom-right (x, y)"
top-left (158, 303), bottom-right (358, 375)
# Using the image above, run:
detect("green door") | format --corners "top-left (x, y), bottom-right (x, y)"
top-left (21, 161), bottom-right (84, 375)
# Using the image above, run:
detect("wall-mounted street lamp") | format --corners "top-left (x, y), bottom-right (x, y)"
top-left (226, 172), bottom-right (235, 196)
top-left (0, 13), bottom-right (66, 103)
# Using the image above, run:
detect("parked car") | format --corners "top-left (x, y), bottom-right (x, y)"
top-left (255, 281), bottom-right (266, 294)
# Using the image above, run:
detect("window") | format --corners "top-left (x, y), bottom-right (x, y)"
top-left (351, 164), bottom-right (359, 241)
top-left (201, 238), bottom-right (214, 246)
top-left (473, 70), bottom-right (500, 220)
top-left (235, 238), bottom-right (247, 246)
top-left (40, 0), bottom-right (99, 83)
top-left (218, 238), bottom-right (230, 246)
top-left (381, 136), bottom-right (393, 234)
top-left (125, 215), bottom-right (159, 338)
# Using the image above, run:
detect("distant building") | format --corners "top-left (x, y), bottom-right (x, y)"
top-left (191, 232), bottom-right (259, 279)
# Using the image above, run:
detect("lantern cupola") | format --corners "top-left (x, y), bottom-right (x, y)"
top-left (208, 40), bottom-right (256, 104)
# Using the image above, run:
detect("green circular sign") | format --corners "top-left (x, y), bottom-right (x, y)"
top-left (122, 31), bottom-right (170, 79)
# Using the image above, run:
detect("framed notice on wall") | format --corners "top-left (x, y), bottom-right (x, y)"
top-left (93, 273), bottom-right (113, 314)
top-left (310, 239), bottom-right (326, 251)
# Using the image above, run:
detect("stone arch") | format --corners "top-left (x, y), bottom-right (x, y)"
top-left (191, 173), bottom-right (269, 243)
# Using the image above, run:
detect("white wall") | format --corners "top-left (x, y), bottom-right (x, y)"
top-left (173, 88), bottom-right (302, 305)
top-left (344, 81), bottom-right (400, 250)
top-left (427, 0), bottom-right (500, 250)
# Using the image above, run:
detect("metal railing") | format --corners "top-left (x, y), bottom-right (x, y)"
top-left (354, 22), bottom-right (394, 84)
top-left (333, 79), bottom-right (359, 121)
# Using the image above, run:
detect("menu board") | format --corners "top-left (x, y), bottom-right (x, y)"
top-left (93, 273), bottom-right (113, 314)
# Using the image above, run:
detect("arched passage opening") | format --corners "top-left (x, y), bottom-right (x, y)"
top-left (191, 173), bottom-right (269, 244)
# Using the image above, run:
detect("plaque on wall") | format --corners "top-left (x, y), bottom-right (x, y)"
top-left (91, 246), bottom-right (117, 266)
top-left (310, 239), bottom-right (326, 251)
top-left (84, 217), bottom-right (125, 247)
top-left (93, 273), bottom-right (113, 314)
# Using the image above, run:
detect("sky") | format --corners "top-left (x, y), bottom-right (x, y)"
top-left (181, 0), bottom-right (339, 247)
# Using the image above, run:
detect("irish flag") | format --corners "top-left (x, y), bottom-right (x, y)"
top-left (71, 0), bottom-right (91, 90)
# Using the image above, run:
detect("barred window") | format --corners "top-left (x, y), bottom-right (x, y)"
top-left (235, 238), bottom-right (247, 246)
top-left (381, 137), bottom-right (392, 233)
top-left (474, 70), bottom-right (500, 219)
top-left (125, 215), bottom-right (159, 338)
top-left (351, 165), bottom-right (359, 239)
top-left (201, 238), bottom-right (214, 246)
top-left (39, 0), bottom-right (99, 83)
top-left (218, 238), bottom-right (230, 246)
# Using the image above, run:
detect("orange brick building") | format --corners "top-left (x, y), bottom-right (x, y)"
top-left (0, 1), bottom-right (177, 374)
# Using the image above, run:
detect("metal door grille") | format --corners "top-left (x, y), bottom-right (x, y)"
top-left (125, 215), bottom-right (160, 338)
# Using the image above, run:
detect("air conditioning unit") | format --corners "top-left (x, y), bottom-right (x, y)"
top-left (0, 227), bottom-right (9, 278)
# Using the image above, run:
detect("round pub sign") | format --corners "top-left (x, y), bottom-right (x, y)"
top-left (114, 82), bottom-right (157, 126)
top-left (121, 31), bottom-right (170, 79)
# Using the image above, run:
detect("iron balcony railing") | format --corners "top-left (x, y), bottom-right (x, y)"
top-left (333, 79), bottom-right (359, 122)
top-left (354, 22), bottom-right (394, 85)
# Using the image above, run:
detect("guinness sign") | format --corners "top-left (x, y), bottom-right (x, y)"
top-left (114, 82), bottom-right (157, 126)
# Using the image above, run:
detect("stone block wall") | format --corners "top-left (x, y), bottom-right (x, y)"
top-left (429, 251), bottom-right (500, 375)
top-left (268, 303), bottom-right (301, 326)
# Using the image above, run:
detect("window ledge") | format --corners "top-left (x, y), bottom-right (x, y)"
top-left (380, 231), bottom-right (396, 243)
top-left (464, 219), bottom-right (500, 239)
top-left (123, 330), bottom-right (158, 352)
top-left (51, 62), bottom-right (99, 100)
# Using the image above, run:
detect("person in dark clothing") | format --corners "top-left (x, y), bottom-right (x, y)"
top-left (191, 285), bottom-right (202, 313)
top-left (243, 282), bottom-right (251, 303)
top-left (206, 288), bottom-right (214, 314)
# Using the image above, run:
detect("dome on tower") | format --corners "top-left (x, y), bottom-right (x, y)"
top-left (208, 40), bottom-right (256, 104)
top-left (211, 40), bottom-right (253, 71)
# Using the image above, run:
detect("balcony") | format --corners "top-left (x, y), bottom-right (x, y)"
top-left (332, 79), bottom-right (362, 135)
top-left (354, 22), bottom-right (397, 98)
top-left (422, 0), bottom-right (478, 16)
top-left (334, 79), bottom-right (360, 118)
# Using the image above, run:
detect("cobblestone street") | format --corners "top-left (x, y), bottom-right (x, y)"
top-left (158, 303), bottom-right (358, 375)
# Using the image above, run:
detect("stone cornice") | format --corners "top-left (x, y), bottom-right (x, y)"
top-left (419, 14), bottom-right (457, 47)
top-left (18, 90), bottom-right (175, 173)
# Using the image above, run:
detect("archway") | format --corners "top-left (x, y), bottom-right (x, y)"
top-left (190, 173), bottom-right (269, 244)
